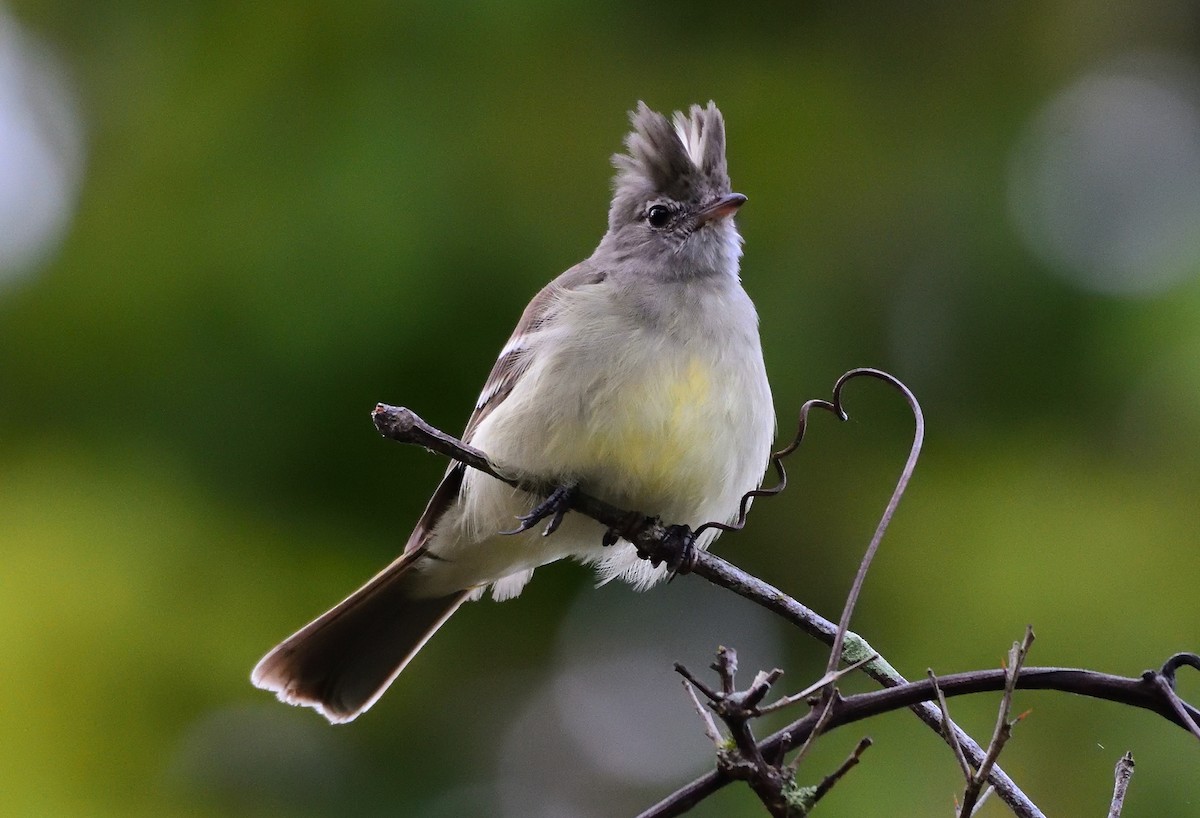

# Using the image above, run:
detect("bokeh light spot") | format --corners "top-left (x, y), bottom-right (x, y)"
top-left (1008, 55), bottom-right (1200, 296)
top-left (0, 8), bottom-right (84, 287)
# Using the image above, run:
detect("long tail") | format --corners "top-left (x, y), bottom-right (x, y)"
top-left (251, 552), bottom-right (470, 723)
top-left (253, 465), bottom-right (469, 723)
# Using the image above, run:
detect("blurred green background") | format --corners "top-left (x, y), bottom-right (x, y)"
top-left (2, 1), bottom-right (1199, 816)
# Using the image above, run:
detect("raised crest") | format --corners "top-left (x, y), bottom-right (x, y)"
top-left (611, 101), bottom-right (732, 204)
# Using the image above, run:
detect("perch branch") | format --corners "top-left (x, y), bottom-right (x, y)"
top-left (371, 400), bottom-right (1042, 816)
top-left (372, 397), bottom-right (1198, 815)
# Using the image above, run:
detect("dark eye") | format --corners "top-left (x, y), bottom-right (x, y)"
top-left (646, 205), bottom-right (671, 228)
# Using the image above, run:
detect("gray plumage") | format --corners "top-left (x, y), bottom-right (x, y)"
top-left (252, 101), bottom-right (774, 723)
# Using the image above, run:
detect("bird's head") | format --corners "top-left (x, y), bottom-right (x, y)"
top-left (603, 101), bottom-right (745, 281)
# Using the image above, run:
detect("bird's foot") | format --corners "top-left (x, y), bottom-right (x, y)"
top-left (601, 511), bottom-right (648, 549)
top-left (652, 524), bottom-right (698, 578)
top-left (502, 483), bottom-right (578, 537)
top-left (603, 519), bottom-right (696, 578)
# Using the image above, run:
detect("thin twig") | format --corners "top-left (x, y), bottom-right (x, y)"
top-left (824, 370), bottom-right (923, 680)
top-left (682, 551), bottom-right (1045, 817)
top-left (674, 662), bottom-right (722, 703)
top-left (788, 691), bottom-right (840, 773)
top-left (636, 664), bottom-right (1200, 818)
top-left (808, 737), bottom-right (873, 805)
top-left (959, 627), bottom-right (1035, 816)
top-left (682, 679), bottom-right (724, 747)
top-left (928, 669), bottom-right (972, 779)
top-left (967, 786), bottom-right (994, 816)
top-left (757, 654), bottom-right (877, 716)
top-left (787, 370), bottom-right (922, 784)
top-left (1107, 752), bottom-right (1135, 818)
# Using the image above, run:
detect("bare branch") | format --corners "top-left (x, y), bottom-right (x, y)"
top-left (637, 664), bottom-right (1200, 818)
top-left (374, 398), bottom-right (1199, 815)
top-left (928, 669), bottom-right (972, 780)
top-left (680, 552), bottom-right (1045, 817)
top-left (808, 737), bottom-right (873, 807)
top-left (787, 692), bottom-right (839, 773)
top-left (757, 654), bottom-right (877, 716)
top-left (373, 401), bottom-right (1044, 817)
top-left (676, 649), bottom-right (794, 816)
top-left (959, 627), bottom-right (1035, 817)
top-left (1151, 653), bottom-right (1200, 741)
top-left (682, 679), bottom-right (724, 747)
top-left (1107, 752), bottom-right (1135, 818)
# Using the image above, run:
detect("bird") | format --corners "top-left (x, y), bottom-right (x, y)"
top-left (252, 101), bottom-right (775, 723)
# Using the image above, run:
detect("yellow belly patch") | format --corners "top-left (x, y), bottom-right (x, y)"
top-left (577, 358), bottom-right (715, 504)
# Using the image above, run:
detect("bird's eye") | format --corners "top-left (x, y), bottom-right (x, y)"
top-left (646, 205), bottom-right (671, 228)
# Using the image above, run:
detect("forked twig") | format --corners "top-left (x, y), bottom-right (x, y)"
top-left (673, 649), bottom-right (874, 817)
top-left (638, 662), bottom-right (1200, 818)
top-left (957, 627), bottom-right (1035, 816)
top-left (756, 654), bottom-right (877, 716)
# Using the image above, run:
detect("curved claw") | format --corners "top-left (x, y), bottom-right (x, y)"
top-left (654, 524), bottom-right (697, 579)
top-left (501, 483), bottom-right (578, 537)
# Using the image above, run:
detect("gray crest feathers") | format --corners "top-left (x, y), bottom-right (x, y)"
top-left (611, 101), bottom-right (731, 207)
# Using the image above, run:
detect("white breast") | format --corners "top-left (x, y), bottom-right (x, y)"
top-left (423, 275), bottom-right (774, 594)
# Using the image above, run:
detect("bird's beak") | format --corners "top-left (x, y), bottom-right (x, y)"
top-left (695, 192), bottom-right (747, 226)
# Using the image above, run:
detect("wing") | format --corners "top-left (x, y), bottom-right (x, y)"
top-left (253, 263), bottom-right (610, 720)
top-left (462, 260), bottom-right (607, 442)
top-left (402, 260), bottom-right (606, 556)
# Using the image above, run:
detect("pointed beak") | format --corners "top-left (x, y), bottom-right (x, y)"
top-left (695, 192), bottom-right (747, 226)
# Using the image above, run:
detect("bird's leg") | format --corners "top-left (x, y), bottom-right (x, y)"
top-left (502, 482), bottom-right (578, 537)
